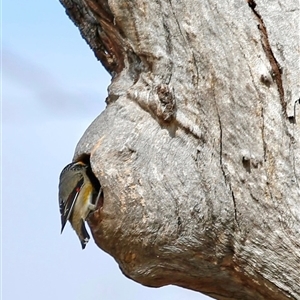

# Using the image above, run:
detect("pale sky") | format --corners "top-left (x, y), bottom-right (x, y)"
top-left (2, 1), bottom-right (212, 299)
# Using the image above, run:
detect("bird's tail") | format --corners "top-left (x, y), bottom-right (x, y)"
top-left (79, 220), bottom-right (90, 249)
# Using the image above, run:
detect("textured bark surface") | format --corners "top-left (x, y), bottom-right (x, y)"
top-left (59, 0), bottom-right (300, 299)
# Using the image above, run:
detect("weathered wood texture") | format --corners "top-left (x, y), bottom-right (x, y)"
top-left (59, 0), bottom-right (300, 299)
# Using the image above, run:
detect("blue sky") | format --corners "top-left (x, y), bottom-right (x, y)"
top-left (2, 1), bottom-right (212, 299)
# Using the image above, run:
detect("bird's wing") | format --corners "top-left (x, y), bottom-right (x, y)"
top-left (59, 175), bottom-right (84, 233)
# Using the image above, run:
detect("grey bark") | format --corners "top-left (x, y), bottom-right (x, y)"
top-left (59, 0), bottom-right (300, 299)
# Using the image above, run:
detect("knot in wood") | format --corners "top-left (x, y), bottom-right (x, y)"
top-left (156, 84), bottom-right (176, 122)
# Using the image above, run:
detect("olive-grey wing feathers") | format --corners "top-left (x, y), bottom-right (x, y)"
top-left (59, 170), bottom-right (84, 233)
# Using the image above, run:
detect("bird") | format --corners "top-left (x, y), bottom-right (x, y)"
top-left (58, 161), bottom-right (102, 249)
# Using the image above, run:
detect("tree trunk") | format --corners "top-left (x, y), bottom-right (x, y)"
top-left (59, 0), bottom-right (300, 299)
